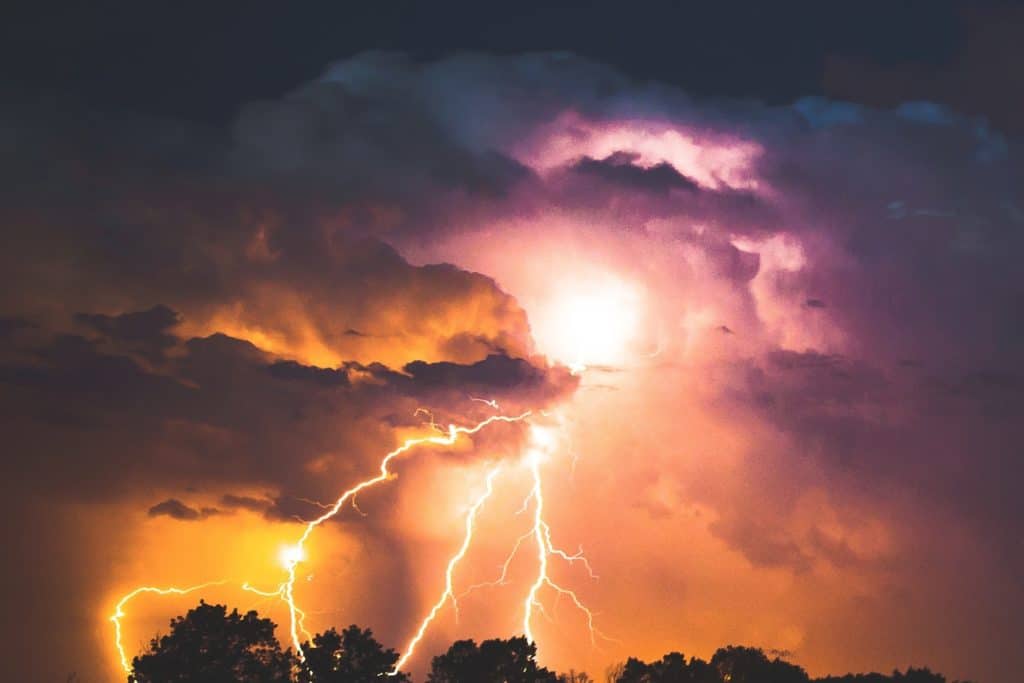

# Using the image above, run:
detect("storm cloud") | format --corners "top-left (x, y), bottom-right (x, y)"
top-left (1, 51), bottom-right (1021, 683)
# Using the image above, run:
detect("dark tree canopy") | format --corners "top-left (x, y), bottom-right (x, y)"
top-left (126, 602), bottom-right (971, 683)
top-left (817, 669), bottom-right (953, 683)
top-left (129, 601), bottom-right (294, 683)
top-left (709, 646), bottom-right (810, 683)
top-left (297, 625), bottom-right (410, 682)
top-left (613, 651), bottom-right (722, 683)
top-left (427, 636), bottom-right (559, 683)
top-left (610, 648), bottom-right (968, 683)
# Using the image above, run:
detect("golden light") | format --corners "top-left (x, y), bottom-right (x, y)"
top-left (278, 544), bottom-right (306, 569)
top-left (530, 273), bottom-right (644, 371)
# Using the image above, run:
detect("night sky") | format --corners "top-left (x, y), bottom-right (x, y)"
top-left (2, 2), bottom-right (1022, 682)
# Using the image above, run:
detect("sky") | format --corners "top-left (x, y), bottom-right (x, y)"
top-left (1, 3), bottom-right (1022, 682)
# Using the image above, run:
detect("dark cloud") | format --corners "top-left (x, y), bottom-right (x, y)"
top-left (76, 305), bottom-right (181, 342)
top-left (403, 354), bottom-right (571, 395)
top-left (824, 4), bottom-right (1024, 135)
top-left (0, 316), bottom-right (33, 338)
top-left (0, 306), bottom-right (570, 503)
top-left (147, 498), bottom-right (220, 521)
top-left (219, 494), bottom-right (274, 513)
top-left (266, 360), bottom-right (350, 387)
top-left (571, 153), bottom-right (700, 194)
top-left (708, 517), bottom-right (813, 574)
top-left (75, 305), bottom-right (181, 362)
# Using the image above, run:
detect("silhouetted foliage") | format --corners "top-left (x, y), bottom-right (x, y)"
top-left (126, 602), bottom-right (973, 683)
top-left (613, 651), bottom-right (723, 682)
top-left (296, 625), bottom-right (411, 682)
top-left (609, 649), bottom-right (971, 683)
top-left (817, 667), bottom-right (975, 683)
top-left (427, 636), bottom-right (559, 683)
top-left (710, 646), bottom-right (809, 683)
top-left (129, 601), bottom-right (294, 683)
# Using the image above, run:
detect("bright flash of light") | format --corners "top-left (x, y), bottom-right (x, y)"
top-left (278, 544), bottom-right (306, 569)
top-left (392, 465), bottom-right (503, 673)
top-left (530, 274), bottom-right (643, 372)
top-left (278, 411), bottom-right (532, 661)
top-left (110, 581), bottom-right (227, 674)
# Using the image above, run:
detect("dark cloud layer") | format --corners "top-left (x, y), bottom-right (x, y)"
top-left (0, 306), bottom-right (572, 508)
top-left (148, 498), bottom-right (220, 521)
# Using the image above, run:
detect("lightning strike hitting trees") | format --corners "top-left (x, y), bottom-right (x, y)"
top-left (110, 406), bottom-right (608, 677)
top-left (110, 582), bottom-right (227, 673)
top-left (391, 464), bottom-right (504, 672)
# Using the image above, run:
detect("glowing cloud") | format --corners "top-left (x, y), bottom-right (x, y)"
top-left (518, 114), bottom-right (763, 190)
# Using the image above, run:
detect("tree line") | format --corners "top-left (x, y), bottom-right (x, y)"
top-left (126, 601), bottom-right (974, 683)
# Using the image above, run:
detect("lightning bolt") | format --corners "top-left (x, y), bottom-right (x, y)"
top-left (521, 430), bottom-right (609, 650)
top-left (110, 581), bottom-right (227, 674)
top-left (397, 421), bottom-right (610, 672)
top-left (278, 411), bottom-right (531, 661)
top-left (241, 581), bottom-right (313, 642)
top-left (392, 464), bottom-right (503, 673)
top-left (469, 396), bottom-right (500, 410)
top-left (458, 528), bottom-right (534, 598)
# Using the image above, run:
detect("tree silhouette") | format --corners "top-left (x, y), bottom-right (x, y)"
top-left (129, 601), bottom-right (294, 683)
top-left (427, 636), bottom-right (559, 683)
top-left (893, 669), bottom-right (947, 683)
top-left (613, 651), bottom-right (719, 682)
top-left (817, 668), bottom-right (975, 683)
top-left (296, 625), bottom-right (411, 682)
top-left (125, 601), bottom-right (974, 683)
top-left (710, 646), bottom-right (809, 683)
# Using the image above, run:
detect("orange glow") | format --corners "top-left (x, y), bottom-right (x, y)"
top-left (260, 411), bottom-right (533, 661)
top-left (390, 415), bottom-right (609, 670)
top-left (521, 428), bottom-right (608, 649)
top-left (108, 411), bottom-right (533, 671)
top-left (241, 580), bottom-right (314, 643)
top-left (393, 465), bottom-right (504, 672)
top-left (110, 582), bottom-right (227, 674)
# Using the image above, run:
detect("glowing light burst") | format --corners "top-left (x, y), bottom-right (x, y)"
top-left (278, 544), bottom-right (306, 569)
top-left (530, 274), bottom-right (643, 372)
